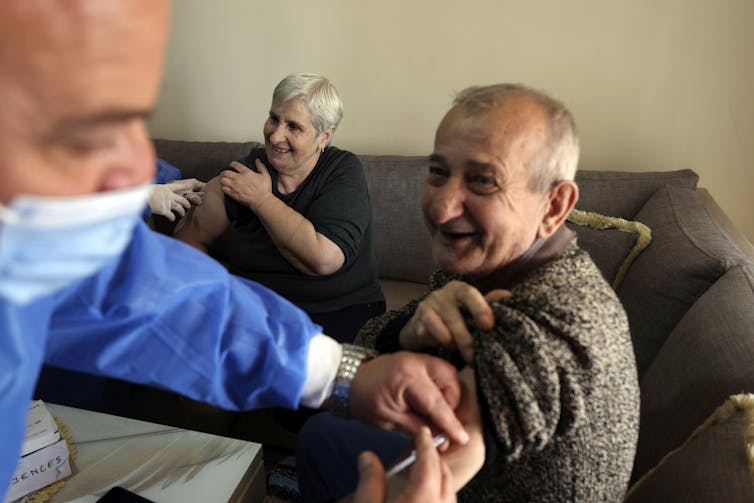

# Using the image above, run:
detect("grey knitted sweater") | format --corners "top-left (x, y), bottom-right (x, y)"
top-left (356, 241), bottom-right (639, 502)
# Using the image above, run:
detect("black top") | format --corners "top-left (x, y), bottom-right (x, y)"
top-left (224, 146), bottom-right (384, 313)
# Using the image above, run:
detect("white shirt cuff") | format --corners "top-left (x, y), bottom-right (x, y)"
top-left (299, 334), bottom-right (342, 408)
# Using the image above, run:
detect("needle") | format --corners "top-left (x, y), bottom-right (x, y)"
top-left (385, 434), bottom-right (448, 478)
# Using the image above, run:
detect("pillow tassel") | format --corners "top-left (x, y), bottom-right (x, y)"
top-left (566, 209), bottom-right (652, 289)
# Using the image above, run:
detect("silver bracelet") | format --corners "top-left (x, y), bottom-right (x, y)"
top-left (327, 344), bottom-right (378, 417)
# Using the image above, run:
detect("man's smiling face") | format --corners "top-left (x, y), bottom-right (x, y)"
top-left (422, 98), bottom-right (552, 278)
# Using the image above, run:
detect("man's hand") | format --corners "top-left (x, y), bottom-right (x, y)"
top-left (347, 427), bottom-right (456, 503)
top-left (399, 280), bottom-right (510, 364)
top-left (165, 178), bottom-right (205, 204)
top-left (147, 178), bottom-right (205, 221)
top-left (219, 159), bottom-right (275, 211)
top-left (350, 352), bottom-right (469, 445)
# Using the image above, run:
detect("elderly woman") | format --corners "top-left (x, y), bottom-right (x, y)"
top-left (296, 84), bottom-right (640, 502)
top-left (175, 73), bottom-right (384, 343)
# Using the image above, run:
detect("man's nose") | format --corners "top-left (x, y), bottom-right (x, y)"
top-left (97, 119), bottom-right (155, 192)
top-left (428, 180), bottom-right (465, 224)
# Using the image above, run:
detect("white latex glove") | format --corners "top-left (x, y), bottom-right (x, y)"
top-left (147, 178), bottom-right (205, 221)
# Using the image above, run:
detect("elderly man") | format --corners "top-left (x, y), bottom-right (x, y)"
top-left (0, 1), bottom-right (466, 501)
top-left (297, 84), bottom-right (640, 502)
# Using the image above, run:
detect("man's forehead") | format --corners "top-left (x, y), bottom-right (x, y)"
top-left (436, 108), bottom-right (518, 151)
top-left (0, 1), bottom-right (168, 69)
top-left (0, 1), bottom-right (167, 129)
top-left (434, 100), bottom-right (547, 172)
top-left (445, 95), bottom-right (546, 131)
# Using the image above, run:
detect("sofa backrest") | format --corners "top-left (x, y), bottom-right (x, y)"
top-left (152, 139), bottom-right (437, 283)
top-left (358, 154), bottom-right (434, 283)
top-left (154, 139), bottom-right (704, 283)
top-left (575, 169), bottom-right (699, 218)
top-left (153, 139), bottom-right (261, 181)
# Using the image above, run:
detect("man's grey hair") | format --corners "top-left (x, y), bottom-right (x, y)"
top-left (272, 73), bottom-right (343, 141)
top-left (453, 83), bottom-right (579, 192)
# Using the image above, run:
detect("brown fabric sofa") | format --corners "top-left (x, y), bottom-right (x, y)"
top-left (153, 138), bottom-right (754, 501)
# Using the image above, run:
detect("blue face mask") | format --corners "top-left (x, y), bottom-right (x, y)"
top-left (0, 185), bottom-right (151, 305)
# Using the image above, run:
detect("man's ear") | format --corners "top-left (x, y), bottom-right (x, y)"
top-left (537, 180), bottom-right (579, 238)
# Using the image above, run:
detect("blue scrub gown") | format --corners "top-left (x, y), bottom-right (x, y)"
top-left (0, 220), bottom-right (321, 500)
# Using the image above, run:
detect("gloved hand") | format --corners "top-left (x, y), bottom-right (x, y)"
top-left (147, 178), bottom-right (205, 221)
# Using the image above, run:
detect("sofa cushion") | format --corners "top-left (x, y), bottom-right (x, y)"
top-left (566, 209), bottom-right (652, 289)
top-left (575, 169), bottom-right (698, 219)
top-left (630, 264), bottom-right (754, 481)
top-left (618, 185), bottom-right (750, 376)
top-left (358, 154), bottom-right (436, 283)
top-left (625, 393), bottom-right (754, 503)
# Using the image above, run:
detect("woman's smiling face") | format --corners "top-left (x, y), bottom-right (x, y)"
top-left (262, 98), bottom-right (330, 176)
top-left (421, 100), bottom-right (552, 278)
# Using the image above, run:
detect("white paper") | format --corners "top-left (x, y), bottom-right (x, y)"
top-left (22, 401), bottom-right (60, 456)
top-left (5, 438), bottom-right (71, 503)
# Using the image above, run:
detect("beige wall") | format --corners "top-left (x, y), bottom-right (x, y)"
top-left (150, 0), bottom-right (754, 242)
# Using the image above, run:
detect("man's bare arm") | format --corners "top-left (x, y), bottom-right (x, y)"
top-left (368, 367), bottom-right (485, 501)
top-left (376, 366), bottom-right (485, 496)
top-left (438, 366), bottom-right (485, 490)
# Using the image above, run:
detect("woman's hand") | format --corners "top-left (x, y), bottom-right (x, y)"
top-left (219, 159), bottom-right (275, 212)
top-left (399, 280), bottom-right (510, 364)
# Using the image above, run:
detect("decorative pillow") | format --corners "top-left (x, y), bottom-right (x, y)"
top-left (566, 209), bottom-right (652, 290)
top-left (631, 264), bottom-right (754, 481)
top-left (617, 185), bottom-right (750, 377)
top-left (624, 393), bottom-right (754, 503)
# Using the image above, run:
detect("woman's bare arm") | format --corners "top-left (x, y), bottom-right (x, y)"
top-left (173, 176), bottom-right (231, 253)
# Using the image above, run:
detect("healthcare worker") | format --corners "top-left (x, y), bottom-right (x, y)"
top-left (0, 1), bottom-right (467, 501)
top-left (33, 157), bottom-right (205, 416)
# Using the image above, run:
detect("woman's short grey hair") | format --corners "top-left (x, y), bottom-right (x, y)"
top-left (272, 73), bottom-right (343, 139)
top-left (453, 83), bottom-right (580, 193)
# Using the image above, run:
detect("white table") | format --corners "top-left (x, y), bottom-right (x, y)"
top-left (44, 404), bottom-right (265, 503)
